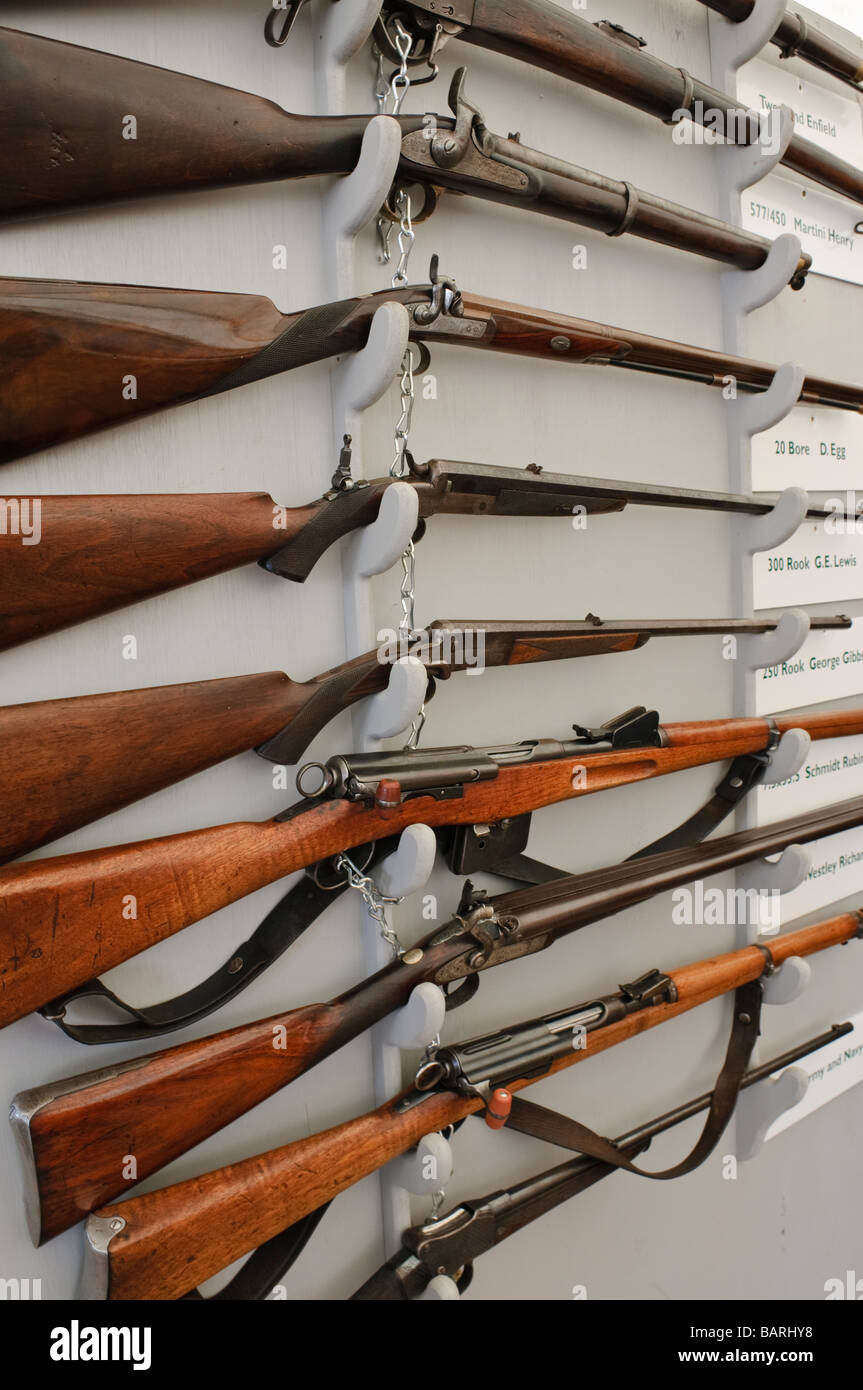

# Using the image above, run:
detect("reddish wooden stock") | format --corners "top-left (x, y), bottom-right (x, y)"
top-left (90, 912), bottom-right (862, 1298)
top-left (0, 718), bottom-right (776, 1032)
top-left (0, 494), bottom-right (290, 649)
top-left (0, 486), bottom-right (392, 652)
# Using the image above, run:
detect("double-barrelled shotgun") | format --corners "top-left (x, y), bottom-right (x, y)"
top-left (0, 614), bottom-right (850, 865)
top-left (360, 2), bottom-right (863, 202)
top-left (3, 265), bottom-right (863, 467)
top-left (11, 795), bottom-right (863, 1245)
top-left (3, 457), bottom-right (856, 654)
top-left (75, 911), bottom-right (862, 1299)
top-left (0, 31), bottom-right (808, 285)
top-left (697, 1), bottom-right (863, 91)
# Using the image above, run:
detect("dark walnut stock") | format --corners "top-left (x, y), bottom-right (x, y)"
top-left (13, 780), bottom-right (863, 1243)
top-left (1, 276), bottom-right (862, 465)
top-left (0, 25), bottom-right (382, 218)
top-left (0, 25), bottom-right (802, 282)
top-left (86, 913), bottom-right (862, 1299)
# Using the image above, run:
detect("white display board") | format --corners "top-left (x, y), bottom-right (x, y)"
top-left (755, 621), bottom-right (863, 712)
top-left (766, 1008), bottom-right (863, 1140)
top-left (752, 407), bottom-right (863, 491)
top-left (754, 521), bottom-right (863, 608)
top-left (0, 0), bottom-right (860, 1309)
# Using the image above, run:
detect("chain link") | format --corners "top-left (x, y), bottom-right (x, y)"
top-left (374, 21), bottom-right (413, 267)
top-left (335, 851), bottom-right (405, 958)
top-left (390, 346), bottom-right (417, 479)
top-left (386, 343), bottom-right (426, 749)
top-left (389, 188), bottom-right (416, 286)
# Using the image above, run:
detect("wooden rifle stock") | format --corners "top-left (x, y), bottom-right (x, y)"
top-left (0, 710), bottom-right (785, 1036)
top-left (0, 492), bottom-right (320, 652)
top-left (2, 616), bottom-right (841, 864)
top-left (12, 782), bottom-right (863, 1243)
top-left (0, 26), bottom-right (381, 220)
top-left (1, 274), bottom-right (862, 464)
top-left (0, 27), bottom-right (814, 287)
top-left (79, 912), bottom-right (862, 1299)
top-left (7, 466), bottom-right (847, 654)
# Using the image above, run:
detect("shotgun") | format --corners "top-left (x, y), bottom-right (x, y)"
top-left (5, 697), bottom-right (857, 1039)
top-left (2, 457), bottom-right (856, 655)
top-left (0, 29), bottom-right (808, 285)
top-left (365, 1), bottom-right (863, 205)
top-left (0, 614), bottom-right (851, 865)
top-left (697, 1), bottom-right (863, 92)
top-left (12, 794), bottom-right (863, 1245)
top-left (351, 1021), bottom-right (854, 1301)
top-left (75, 911), bottom-right (863, 1299)
top-left (4, 266), bottom-right (863, 466)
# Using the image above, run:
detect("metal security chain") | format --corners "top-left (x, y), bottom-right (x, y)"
top-left (374, 17), bottom-right (413, 115)
top-left (387, 345), bottom-right (427, 750)
top-left (390, 344), bottom-right (417, 479)
top-left (375, 21), bottom-right (414, 267)
top-left (335, 851), bottom-right (405, 958)
top-left (389, 188), bottom-right (416, 286)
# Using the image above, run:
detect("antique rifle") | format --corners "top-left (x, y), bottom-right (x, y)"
top-left (182, 1020), bottom-right (854, 1299)
top-left (75, 912), bottom-right (863, 1298)
top-left (1, 696), bottom-right (852, 1034)
top-left (697, 1), bottom-right (863, 91)
top-left (0, 614), bottom-right (850, 865)
top-left (0, 27), bottom-right (812, 285)
top-left (1, 458), bottom-right (855, 655)
top-left (3, 266), bottom-right (863, 466)
top-left (12, 698), bottom-right (860, 1045)
top-left (366, 1), bottom-right (863, 205)
top-left (12, 796), bottom-right (863, 1244)
top-left (351, 1021), bottom-right (854, 1300)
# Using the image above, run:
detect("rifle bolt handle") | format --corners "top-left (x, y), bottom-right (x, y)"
top-left (375, 778), bottom-right (403, 812)
top-left (485, 1088), bottom-right (513, 1130)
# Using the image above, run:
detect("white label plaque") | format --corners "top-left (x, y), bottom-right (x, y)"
top-left (754, 521), bottom-right (863, 608)
top-left (754, 621), bottom-right (863, 713)
top-left (738, 58), bottom-right (863, 167)
top-left (772, 826), bottom-right (863, 926)
top-left (742, 174), bottom-right (863, 287)
top-left (751, 409), bottom-right (863, 491)
top-left (756, 734), bottom-right (863, 820)
top-left (764, 1007), bottom-right (863, 1142)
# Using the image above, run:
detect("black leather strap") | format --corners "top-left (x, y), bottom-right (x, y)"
top-left (627, 747), bottom-right (776, 860)
top-left (40, 839), bottom-right (399, 1044)
top-left (502, 981), bottom-right (763, 1179)
top-left (43, 740), bottom-right (774, 1043)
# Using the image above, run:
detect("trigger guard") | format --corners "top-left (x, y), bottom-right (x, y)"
top-left (443, 972), bottom-right (480, 1011)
